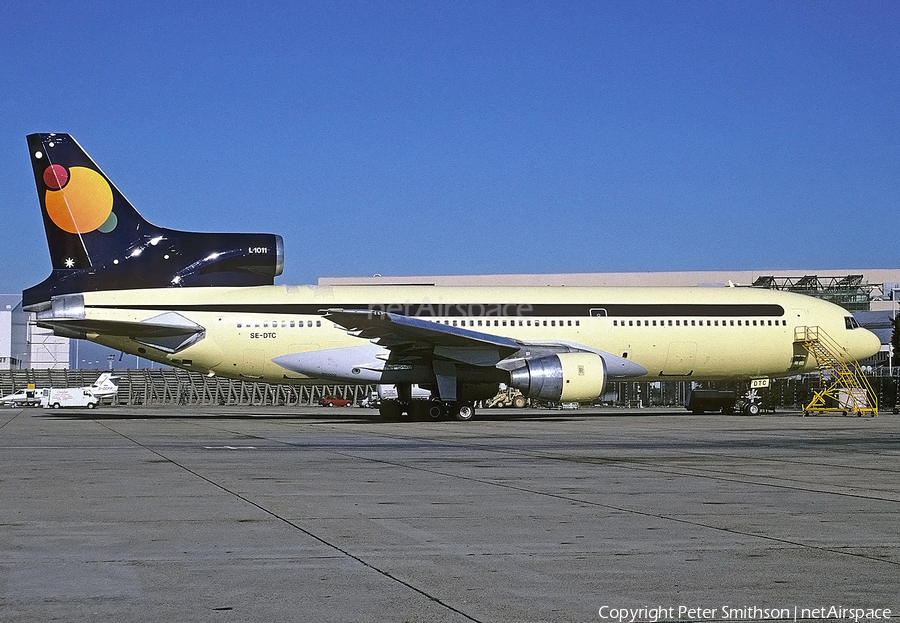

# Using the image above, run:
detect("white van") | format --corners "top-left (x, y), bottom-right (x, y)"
top-left (40, 388), bottom-right (99, 409)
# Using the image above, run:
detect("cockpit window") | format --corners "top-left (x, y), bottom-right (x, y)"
top-left (845, 316), bottom-right (860, 330)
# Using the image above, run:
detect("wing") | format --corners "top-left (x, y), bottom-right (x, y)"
top-left (321, 308), bottom-right (647, 402)
top-left (321, 308), bottom-right (522, 367)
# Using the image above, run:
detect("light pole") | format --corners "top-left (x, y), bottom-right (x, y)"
top-left (885, 287), bottom-right (899, 373)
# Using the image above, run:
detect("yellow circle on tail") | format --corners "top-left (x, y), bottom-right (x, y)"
top-left (45, 167), bottom-right (114, 234)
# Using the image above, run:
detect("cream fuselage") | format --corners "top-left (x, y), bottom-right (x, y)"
top-left (70, 284), bottom-right (880, 384)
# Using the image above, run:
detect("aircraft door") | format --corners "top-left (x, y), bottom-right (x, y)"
top-left (789, 308), bottom-right (810, 372)
top-left (586, 308), bottom-right (611, 351)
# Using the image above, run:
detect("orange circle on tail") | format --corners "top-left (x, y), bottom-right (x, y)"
top-left (45, 167), bottom-right (114, 234)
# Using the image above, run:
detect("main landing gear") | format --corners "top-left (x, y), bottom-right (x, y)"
top-left (378, 400), bottom-right (477, 422)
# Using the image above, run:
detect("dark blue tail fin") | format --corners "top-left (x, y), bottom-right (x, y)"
top-left (23, 133), bottom-right (283, 309)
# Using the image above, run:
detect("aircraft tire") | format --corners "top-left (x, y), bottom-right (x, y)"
top-left (427, 402), bottom-right (445, 421)
top-left (746, 403), bottom-right (760, 416)
top-left (453, 402), bottom-right (475, 421)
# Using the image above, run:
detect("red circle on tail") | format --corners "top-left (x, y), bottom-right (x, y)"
top-left (43, 164), bottom-right (69, 190)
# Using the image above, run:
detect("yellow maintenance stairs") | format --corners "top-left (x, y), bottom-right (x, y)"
top-left (795, 326), bottom-right (878, 417)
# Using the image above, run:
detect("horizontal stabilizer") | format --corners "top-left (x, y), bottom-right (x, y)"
top-left (36, 299), bottom-right (205, 354)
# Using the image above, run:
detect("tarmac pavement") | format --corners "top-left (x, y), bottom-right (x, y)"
top-left (0, 406), bottom-right (898, 622)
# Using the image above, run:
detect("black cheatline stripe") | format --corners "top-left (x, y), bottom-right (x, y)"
top-left (87, 302), bottom-right (786, 318)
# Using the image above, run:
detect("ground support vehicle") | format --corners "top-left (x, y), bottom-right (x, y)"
top-left (40, 388), bottom-right (99, 409)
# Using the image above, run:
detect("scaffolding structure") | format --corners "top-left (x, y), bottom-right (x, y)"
top-left (795, 326), bottom-right (878, 417)
top-left (752, 275), bottom-right (875, 311)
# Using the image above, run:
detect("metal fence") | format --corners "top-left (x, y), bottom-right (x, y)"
top-left (0, 368), bottom-right (374, 407)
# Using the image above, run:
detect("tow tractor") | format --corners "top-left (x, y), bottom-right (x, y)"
top-left (686, 387), bottom-right (762, 415)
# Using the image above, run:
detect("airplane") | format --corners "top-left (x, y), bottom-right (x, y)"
top-left (86, 372), bottom-right (121, 398)
top-left (0, 387), bottom-right (41, 407)
top-left (21, 133), bottom-right (882, 421)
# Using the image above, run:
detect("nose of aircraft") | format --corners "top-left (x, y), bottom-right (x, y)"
top-left (852, 327), bottom-right (882, 363)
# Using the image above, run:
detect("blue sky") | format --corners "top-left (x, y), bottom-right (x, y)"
top-left (1, 0), bottom-right (898, 296)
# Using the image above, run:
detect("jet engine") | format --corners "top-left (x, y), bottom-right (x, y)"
top-left (508, 352), bottom-right (606, 403)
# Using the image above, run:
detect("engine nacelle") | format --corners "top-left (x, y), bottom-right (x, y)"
top-left (508, 352), bottom-right (606, 403)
